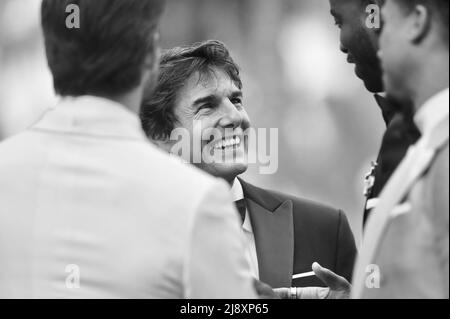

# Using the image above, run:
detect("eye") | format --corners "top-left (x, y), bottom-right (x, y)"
top-left (231, 97), bottom-right (243, 106)
top-left (197, 103), bottom-right (214, 113)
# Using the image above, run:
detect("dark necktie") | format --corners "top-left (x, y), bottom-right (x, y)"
top-left (234, 199), bottom-right (246, 224)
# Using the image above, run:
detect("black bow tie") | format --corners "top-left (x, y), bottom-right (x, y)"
top-left (234, 199), bottom-right (246, 224)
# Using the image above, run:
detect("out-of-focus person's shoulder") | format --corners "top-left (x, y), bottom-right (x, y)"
top-left (119, 140), bottom-right (230, 218)
top-left (0, 130), bottom-right (36, 151)
top-left (127, 139), bottom-right (222, 188)
top-left (0, 131), bottom-right (45, 165)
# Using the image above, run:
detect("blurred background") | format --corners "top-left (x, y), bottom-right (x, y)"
top-left (0, 0), bottom-right (386, 242)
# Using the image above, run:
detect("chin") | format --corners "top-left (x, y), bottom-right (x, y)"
top-left (204, 163), bottom-right (248, 182)
top-left (356, 66), bottom-right (383, 93)
top-left (363, 80), bottom-right (383, 94)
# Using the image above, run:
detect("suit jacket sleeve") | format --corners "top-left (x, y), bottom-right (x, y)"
top-left (183, 179), bottom-right (257, 299)
top-left (335, 210), bottom-right (357, 282)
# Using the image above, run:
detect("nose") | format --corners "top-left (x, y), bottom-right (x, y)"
top-left (340, 43), bottom-right (348, 54)
top-left (218, 100), bottom-right (243, 129)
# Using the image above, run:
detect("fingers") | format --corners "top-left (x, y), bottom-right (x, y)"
top-left (312, 262), bottom-right (351, 291)
top-left (254, 279), bottom-right (278, 299)
top-left (273, 287), bottom-right (330, 299)
top-left (296, 287), bottom-right (330, 299)
top-left (273, 288), bottom-right (290, 299)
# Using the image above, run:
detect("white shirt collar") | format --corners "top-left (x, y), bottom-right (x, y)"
top-left (231, 178), bottom-right (244, 202)
top-left (231, 178), bottom-right (253, 233)
top-left (414, 88), bottom-right (449, 136)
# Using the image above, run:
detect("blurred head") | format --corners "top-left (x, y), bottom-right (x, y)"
top-left (329, 0), bottom-right (384, 92)
top-left (140, 40), bottom-right (250, 183)
top-left (41, 0), bottom-right (164, 98)
top-left (379, 0), bottom-right (449, 104)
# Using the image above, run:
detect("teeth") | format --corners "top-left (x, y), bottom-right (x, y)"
top-left (213, 136), bottom-right (241, 150)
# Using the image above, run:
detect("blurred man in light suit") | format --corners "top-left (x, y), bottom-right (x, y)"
top-left (140, 40), bottom-right (357, 293)
top-left (278, 0), bottom-right (448, 299)
top-left (0, 0), bottom-right (257, 299)
top-left (353, 0), bottom-right (449, 298)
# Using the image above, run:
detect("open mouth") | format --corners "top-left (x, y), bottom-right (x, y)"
top-left (211, 136), bottom-right (242, 151)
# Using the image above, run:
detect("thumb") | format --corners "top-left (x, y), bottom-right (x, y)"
top-left (312, 262), bottom-right (350, 291)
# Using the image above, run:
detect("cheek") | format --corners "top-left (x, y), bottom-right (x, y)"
top-left (240, 110), bottom-right (251, 129)
top-left (339, 27), bottom-right (352, 48)
top-left (198, 117), bottom-right (221, 145)
top-left (380, 31), bottom-right (400, 68)
top-left (380, 32), bottom-right (408, 91)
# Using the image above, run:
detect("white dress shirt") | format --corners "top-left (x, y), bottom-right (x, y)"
top-left (231, 179), bottom-right (260, 279)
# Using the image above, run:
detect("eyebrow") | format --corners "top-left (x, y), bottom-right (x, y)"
top-left (229, 90), bottom-right (243, 99)
top-left (192, 95), bottom-right (220, 108)
top-left (192, 90), bottom-right (243, 107)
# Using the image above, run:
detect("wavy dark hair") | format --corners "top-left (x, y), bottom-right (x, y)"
top-left (140, 40), bottom-right (242, 141)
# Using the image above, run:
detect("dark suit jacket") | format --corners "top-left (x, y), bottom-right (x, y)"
top-left (239, 179), bottom-right (357, 288)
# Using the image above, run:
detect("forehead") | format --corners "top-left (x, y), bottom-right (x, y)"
top-left (177, 68), bottom-right (240, 103)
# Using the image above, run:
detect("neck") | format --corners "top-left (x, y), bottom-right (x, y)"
top-left (105, 85), bottom-right (143, 114)
top-left (411, 49), bottom-right (449, 113)
top-left (226, 176), bottom-right (237, 186)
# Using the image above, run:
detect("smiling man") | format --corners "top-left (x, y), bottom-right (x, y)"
top-left (140, 40), bottom-right (357, 291)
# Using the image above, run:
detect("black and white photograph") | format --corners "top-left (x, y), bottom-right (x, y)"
top-left (0, 0), bottom-right (448, 308)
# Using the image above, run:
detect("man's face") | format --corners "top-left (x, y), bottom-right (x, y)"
top-left (170, 68), bottom-right (250, 182)
top-left (379, 0), bottom-right (415, 103)
top-left (329, 0), bottom-right (383, 92)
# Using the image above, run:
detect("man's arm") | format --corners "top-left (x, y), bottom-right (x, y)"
top-left (184, 179), bottom-right (257, 299)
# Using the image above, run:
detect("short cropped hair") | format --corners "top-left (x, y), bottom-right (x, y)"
top-left (41, 0), bottom-right (165, 97)
top-left (140, 40), bottom-right (242, 141)
top-left (394, 0), bottom-right (449, 43)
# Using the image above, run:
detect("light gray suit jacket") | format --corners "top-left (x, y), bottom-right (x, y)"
top-left (353, 90), bottom-right (449, 299)
top-left (0, 96), bottom-right (257, 299)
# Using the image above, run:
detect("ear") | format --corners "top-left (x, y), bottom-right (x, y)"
top-left (407, 4), bottom-right (431, 44)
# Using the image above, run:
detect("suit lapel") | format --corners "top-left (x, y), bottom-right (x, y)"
top-left (352, 115), bottom-right (449, 298)
top-left (245, 195), bottom-right (294, 288)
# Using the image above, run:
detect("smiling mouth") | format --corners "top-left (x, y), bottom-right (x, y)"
top-left (211, 136), bottom-right (242, 151)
